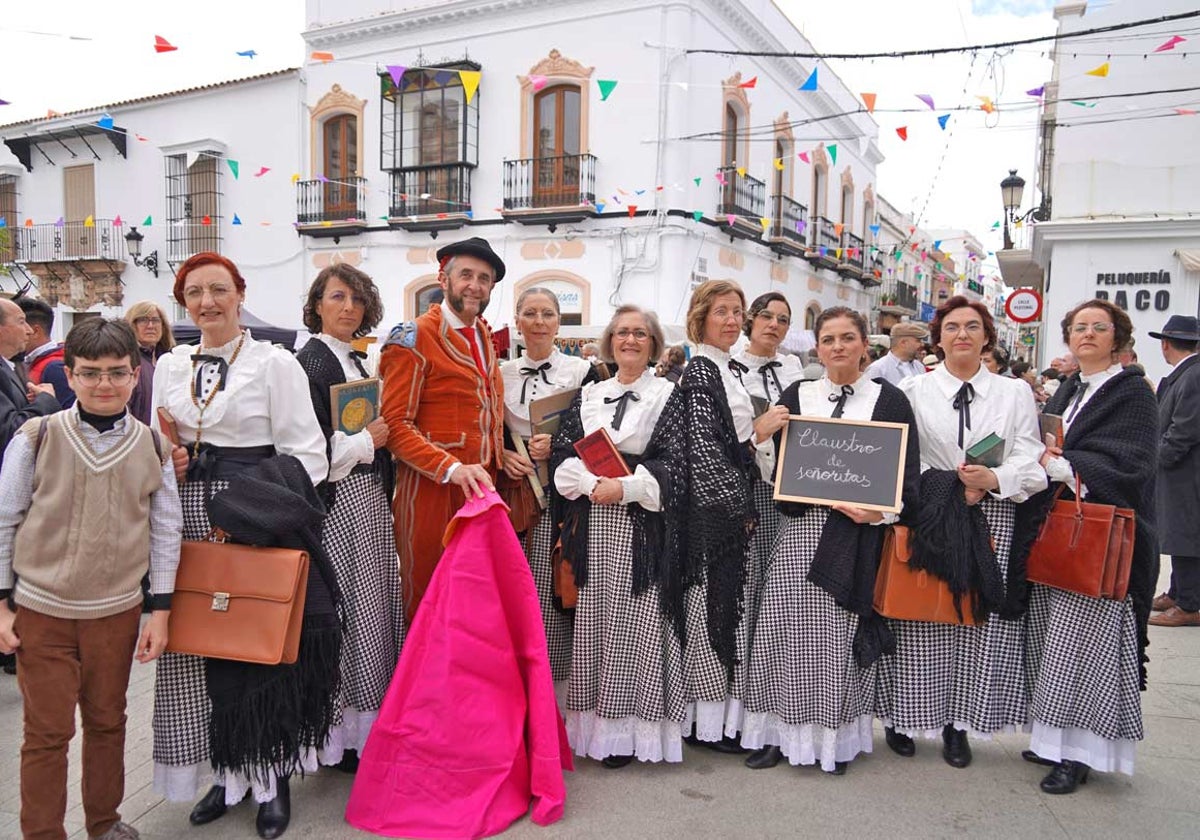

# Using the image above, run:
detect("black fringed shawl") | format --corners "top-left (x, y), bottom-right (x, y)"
top-left (296, 337), bottom-right (394, 507)
top-left (658, 356), bottom-right (756, 674)
top-left (774, 378), bottom-right (922, 666)
top-left (549, 389), bottom-right (672, 614)
top-left (204, 455), bottom-right (343, 780)
top-left (1029, 368), bottom-right (1160, 688)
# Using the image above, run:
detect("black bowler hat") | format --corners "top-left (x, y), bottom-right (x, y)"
top-left (435, 237), bottom-right (506, 282)
top-left (1148, 314), bottom-right (1200, 342)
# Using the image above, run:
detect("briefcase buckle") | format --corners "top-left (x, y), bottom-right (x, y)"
top-left (212, 592), bottom-right (230, 612)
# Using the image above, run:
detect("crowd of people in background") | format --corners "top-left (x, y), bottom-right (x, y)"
top-left (0, 236), bottom-right (1196, 840)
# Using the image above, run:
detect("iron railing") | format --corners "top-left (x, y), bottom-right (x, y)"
top-left (296, 176), bottom-right (367, 224)
top-left (768, 194), bottom-right (808, 247)
top-left (16, 220), bottom-right (126, 262)
top-left (390, 164), bottom-right (472, 217)
top-left (880, 279), bottom-right (919, 311)
top-left (716, 166), bottom-right (766, 220)
top-left (841, 231), bottom-right (865, 270)
top-left (503, 154), bottom-right (597, 211)
top-left (810, 215), bottom-right (839, 252)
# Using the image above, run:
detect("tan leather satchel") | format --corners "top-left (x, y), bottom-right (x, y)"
top-left (873, 525), bottom-right (979, 626)
top-left (166, 532), bottom-right (310, 665)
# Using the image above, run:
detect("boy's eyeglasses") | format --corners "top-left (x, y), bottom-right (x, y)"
top-left (72, 369), bottom-right (134, 386)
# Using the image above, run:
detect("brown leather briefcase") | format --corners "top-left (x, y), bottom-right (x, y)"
top-left (166, 534), bottom-right (309, 665)
top-left (873, 525), bottom-right (979, 626)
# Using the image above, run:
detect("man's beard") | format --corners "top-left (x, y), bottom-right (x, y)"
top-left (446, 287), bottom-right (490, 320)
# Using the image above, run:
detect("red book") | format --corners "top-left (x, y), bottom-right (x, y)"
top-left (573, 428), bottom-right (631, 479)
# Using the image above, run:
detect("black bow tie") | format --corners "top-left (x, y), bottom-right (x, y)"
top-left (1065, 379), bottom-right (1090, 422)
top-left (604, 390), bottom-right (641, 431)
top-left (759, 360), bottom-right (783, 397)
top-left (519, 361), bottom-right (553, 404)
top-left (953, 382), bottom-right (975, 449)
top-left (192, 354), bottom-right (229, 397)
top-left (349, 349), bottom-right (370, 379)
top-left (729, 359), bottom-right (749, 383)
top-left (828, 384), bottom-right (854, 418)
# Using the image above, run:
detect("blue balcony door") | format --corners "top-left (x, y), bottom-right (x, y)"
top-left (323, 115), bottom-right (358, 218)
top-left (534, 86), bottom-right (581, 207)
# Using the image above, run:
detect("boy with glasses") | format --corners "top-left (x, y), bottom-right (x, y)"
top-left (0, 318), bottom-right (183, 840)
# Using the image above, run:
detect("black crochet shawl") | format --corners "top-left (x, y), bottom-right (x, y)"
top-left (549, 388), bottom-right (672, 616)
top-left (774, 378), bottom-right (922, 666)
top-left (659, 356), bottom-right (756, 674)
top-left (295, 337), bottom-right (394, 506)
top-left (204, 455), bottom-right (343, 780)
top-left (1029, 368), bottom-right (1160, 688)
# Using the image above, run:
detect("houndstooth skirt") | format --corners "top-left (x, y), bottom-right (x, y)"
top-left (1025, 582), bottom-right (1142, 771)
top-left (744, 479), bottom-right (781, 649)
top-left (876, 495), bottom-right (1028, 737)
top-left (323, 470), bottom-right (405, 758)
top-left (565, 503), bottom-right (687, 762)
top-left (523, 509), bottom-right (572, 683)
top-left (741, 507), bottom-right (876, 769)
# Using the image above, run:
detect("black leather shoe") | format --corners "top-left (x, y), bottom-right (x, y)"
top-left (189, 785), bottom-right (229, 826)
top-left (745, 745), bottom-right (783, 769)
top-left (256, 777), bottom-right (290, 840)
top-left (942, 725), bottom-right (972, 769)
top-left (885, 727), bottom-right (915, 757)
top-left (1021, 749), bottom-right (1057, 767)
top-left (829, 761), bottom-right (848, 776)
top-left (1040, 760), bottom-right (1089, 794)
top-left (335, 749), bottom-right (359, 774)
top-left (601, 754), bottom-right (633, 768)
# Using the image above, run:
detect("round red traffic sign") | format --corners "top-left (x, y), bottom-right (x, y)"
top-left (1005, 288), bottom-right (1042, 323)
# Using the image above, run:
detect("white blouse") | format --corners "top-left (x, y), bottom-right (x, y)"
top-left (900, 363), bottom-right (1046, 503)
top-left (1044, 363), bottom-right (1124, 495)
top-left (500, 347), bottom-right (593, 438)
top-left (732, 349), bottom-right (805, 403)
top-left (311, 333), bottom-right (377, 484)
top-left (693, 343), bottom-right (756, 442)
top-left (152, 329), bottom-right (328, 485)
top-left (554, 369), bottom-right (674, 511)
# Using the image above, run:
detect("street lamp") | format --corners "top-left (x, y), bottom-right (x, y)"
top-left (1000, 169), bottom-right (1025, 250)
top-left (124, 227), bottom-right (159, 278)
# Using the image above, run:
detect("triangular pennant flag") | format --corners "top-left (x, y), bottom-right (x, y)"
top-left (798, 151), bottom-right (810, 164)
top-left (83, 215), bottom-right (94, 228)
top-left (290, 173), bottom-right (301, 183)
top-left (773, 157), bottom-right (784, 171)
top-left (976, 95), bottom-right (996, 113)
top-left (826, 144), bottom-right (837, 165)
top-left (1069, 100), bottom-right (1097, 108)
top-left (459, 70), bottom-right (481, 103)
top-left (317, 174), bottom-right (329, 183)
top-left (135, 134), bottom-right (148, 142)
top-left (142, 216), bottom-right (152, 226)
top-left (1026, 85), bottom-right (1045, 97)
top-left (693, 176), bottom-right (702, 186)
top-left (738, 76), bottom-right (757, 89)
top-left (692, 210), bottom-right (703, 221)
top-left (627, 205), bottom-right (638, 218)
top-left (154, 35), bottom-right (177, 53)
top-left (799, 68), bottom-right (818, 92)
top-left (0, 100), bottom-right (8, 107)
top-left (97, 113), bottom-right (114, 130)
top-left (1086, 62), bottom-right (1109, 77)
top-left (861, 93), bottom-right (876, 113)
top-left (113, 215), bottom-right (123, 227)
top-left (529, 74), bottom-right (548, 91)
top-left (796, 219), bottom-right (806, 233)
top-left (933, 240), bottom-right (942, 250)
top-left (228, 159), bottom-right (239, 179)
top-left (715, 171), bottom-right (728, 185)
top-left (896, 126), bottom-right (908, 141)
top-left (236, 49), bottom-right (258, 59)
top-left (634, 189), bottom-right (646, 196)
top-left (835, 249), bottom-right (842, 259)
top-left (597, 79), bottom-right (618, 101)
top-left (834, 223), bottom-right (844, 238)
top-left (1176, 108), bottom-right (1198, 116)
top-left (760, 217), bottom-right (771, 231)
top-left (46, 109), bottom-right (61, 118)
top-left (54, 217), bottom-right (64, 228)
top-left (255, 166), bottom-right (270, 177)
top-left (726, 214), bottom-right (737, 227)
top-left (937, 114), bottom-right (950, 130)
top-left (869, 224), bottom-right (880, 236)
top-left (1014, 219), bottom-right (1023, 229)
top-left (1154, 35), bottom-right (1186, 52)
top-left (736, 167), bottom-right (746, 178)
top-left (310, 51), bottom-right (334, 63)
top-left (387, 65), bottom-right (406, 87)
top-left (916, 94), bottom-right (935, 110)
top-left (465, 210), bottom-right (474, 219)
top-left (201, 216), bottom-right (212, 226)
top-left (232, 214), bottom-right (243, 225)
top-left (185, 151), bottom-right (199, 169)
top-left (595, 201), bottom-right (606, 213)
top-left (0, 218), bottom-right (6, 227)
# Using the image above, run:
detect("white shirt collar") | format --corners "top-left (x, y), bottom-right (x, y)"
top-left (315, 333), bottom-right (354, 356)
top-left (930, 360), bottom-right (993, 399)
top-left (695, 343), bottom-right (732, 364)
top-left (1081, 363), bottom-right (1123, 385)
top-left (440, 303), bottom-right (474, 331)
top-left (521, 347), bottom-right (560, 367)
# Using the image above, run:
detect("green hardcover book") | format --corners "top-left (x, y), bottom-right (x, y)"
top-left (965, 432), bottom-right (1005, 468)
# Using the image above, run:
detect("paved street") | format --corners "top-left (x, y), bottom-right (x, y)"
top-left (3, 564), bottom-right (1199, 840)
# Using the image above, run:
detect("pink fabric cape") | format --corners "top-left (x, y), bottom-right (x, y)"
top-left (345, 489), bottom-right (573, 838)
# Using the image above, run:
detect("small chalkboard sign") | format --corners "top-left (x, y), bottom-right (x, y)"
top-left (774, 415), bottom-right (909, 513)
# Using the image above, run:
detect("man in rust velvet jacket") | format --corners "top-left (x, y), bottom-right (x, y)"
top-left (380, 238), bottom-right (507, 622)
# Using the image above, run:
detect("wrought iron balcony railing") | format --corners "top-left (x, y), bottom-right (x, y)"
top-left (296, 176), bottom-right (367, 224)
top-left (716, 166), bottom-right (766, 221)
top-left (390, 164), bottom-right (473, 217)
top-left (809, 215), bottom-right (839, 252)
top-left (768, 194), bottom-right (808, 248)
top-left (503, 154), bottom-right (597, 211)
top-left (841, 231), bottom-right (865, 270)
top-left (16, 220), bottom-right (126, 262)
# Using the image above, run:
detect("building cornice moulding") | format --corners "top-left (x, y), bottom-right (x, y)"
top-left (1031, 216), bottom-right (1200, 262)
top-left (304, 0), bottom-right (545, 45)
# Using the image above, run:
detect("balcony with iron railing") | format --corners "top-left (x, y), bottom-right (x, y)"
top-left (296, 177), bottom-right (368, 237)
top-left (502, 154), bottom-right (597, 226)
top-left (766, 194), bottom-right (808, 255)
top-left (806, 215), bottom-right (839, 266)
top-left (389, 164), bottom-right (473, 233)
top-left (715, 167), bottom-right (767, 239)
top-left (838, 231), bottom-right (866, 280)
top-left (878, 279), bottom-right (920, 314)
top-left (16, 220), bottom-right (126, 263)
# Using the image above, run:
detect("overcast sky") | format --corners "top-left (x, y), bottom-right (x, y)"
top-left (0, 0), bottom-right (1061, 260)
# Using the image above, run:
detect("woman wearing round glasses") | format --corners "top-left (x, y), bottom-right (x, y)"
top-left (878, 295), bottom-right (1046, 769)
top-left (1022, 299), bottom-right (1158, 794)
top-left (125, 301), bottom-right (174, 426)
top-left (551, 305), bottom-right (679, 766)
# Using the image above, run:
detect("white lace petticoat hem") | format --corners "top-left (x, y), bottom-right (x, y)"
top-left (1028, 721), bottom-right (1136, 776)
top-left (685, 696), bottom-right (744, 741)
top-left (878, 718), bottom-right (1028, 740)
top-left (322, 706), bottom-right (379, 759)
top-left (740, 713), bottom-right (874, 772)
top-left (153, 747), bottom-right (323, 805)
top-left (566, 710), bottom-right (687, 763)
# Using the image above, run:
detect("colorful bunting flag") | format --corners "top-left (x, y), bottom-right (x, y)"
top-left (97, 113), bottom-right (114, 130)
top-left (1154, 35), bottom-right (1186, 52)
top-left (1086, 62), bottom-right (1110, 77)
top-left (860, 93), bottom-right (876, 113)
top-left (1069, 101), bottom-right (1096, 108)
top-left (0, 218), bottom-right (5, 228)
top-left (459, 70), bottom-right (481, 104)
top-left (1177, 108), bottom-right (1198, 116)
top-left (826, 144), bottom-right (837, 165)
top-left (990, 221), bottom-right (1000, 229)
top-left (228, 160), bottom-right (239, 179)
top-left (738, 76), bottom-right (757, 89)
top-left (773, 157), bottom-right (784, 171)
top-left (726, 214), bottom-right (736, 227)
top-left (896, 126), bottom-right (908, 141)
top-left (759, 217), bottom-right (771, 231)
top-left (937, 114), bottom-right (950, 130)
top-left (201, 216), bottom-right (212, 226)
top-left (715, 171), bottom-right (728, 185)
top-left (0, 99), bottom-right (8, 107)
top-left (595, 201), bottom-right (606, 213)
top-left (54, 217), bottom-right (64, 228)
top-left (142, 216), bottom-right (152, 226)
top-left (135, 134), bottom-right (148, 142)
top-left (693, 177), bottom-right (702, 186)
top-left (236, 49), bottom-right (258, 59)
top-left (798, 151), bottom-right (810, 164)
top-left (597, 79), bottom-right (618, 101)
top-left (1026, 85), bottom-right (1045, 97)
top-left (796, 220), bottom-right (806, 233)
top-left (290, 173), bottom-right (301, 184)
top-left (154, 35), bottom-right (177, 53)
top-left (627, 205), bottom-right (637, 218)
top-left (46, 109), bottom-right (61, 118)
top-left (529, 74), bottom-right (547, 91)
top-left (799, 68), bottom-right (818, 92)
top-left (736, 167), bottom-right (746, 178)
top-left (692, 210), bottom-right (703, 221)
top-left (83, 215), bottom-right (94, 228)
top-left (387, 65), bottom-right (406, 87)
top-left (311, 51), bottom-right (334, 63)
top-left (113, 215), bottom-right (123, 227)
top-left (255, 167), bottom-right (270, 177)
top-left (232, 214), bottom-right (243, 225)
top-left (916, 94), bottom-right (935, 110)
top-left (869, 224), bottom-right (880, 236)
top-left (834, 223), bottom-right (844, 238)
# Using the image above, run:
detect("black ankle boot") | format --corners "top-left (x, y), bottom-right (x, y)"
top-left (941, 725), bottom-right (972, 769)
top-left (885, 727), bottom-right (915, 757)
top-left (1040, 760), bottom-right (1090, 794)
top-left (744, 745), bottom-right (783, 770)
top-left (189, 785), bottom-right (229, 826)
top-left (256, 777), bottom-right (290, 839)
top-left (601, 754), bottom-right (633, 768)
top-left (336, 749), bottom-right (360, 774)
top-left (1021, 749), bottom-right (1056, 767)
top-left (829, 761), bottom-right (848, 776)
